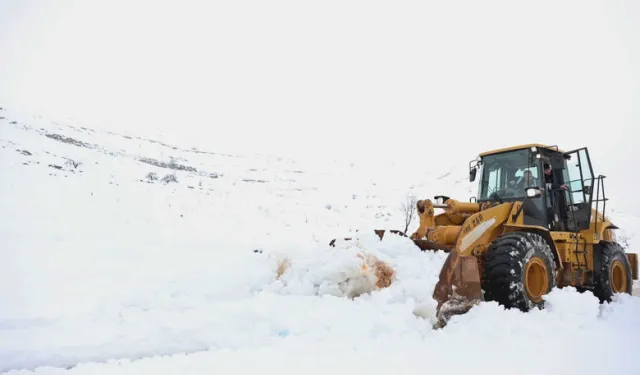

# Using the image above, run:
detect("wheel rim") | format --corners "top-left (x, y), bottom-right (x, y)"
top-left (611, 260), bottom-right (628, 293)
top-left (524, 257), bottom-right (548, 302)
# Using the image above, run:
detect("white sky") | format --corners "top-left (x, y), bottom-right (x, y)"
top-left (1, 0), bottom-right (639, 210)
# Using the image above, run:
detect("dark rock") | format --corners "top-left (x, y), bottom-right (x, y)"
top-left (161, 174), bottom-right (178, 183)
top-left (45, 133), bottom-right (94, 149)
top-left (138, 157), bottom-right (197, 172)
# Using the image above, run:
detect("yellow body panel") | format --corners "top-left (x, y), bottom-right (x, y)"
top-left (628, 253), bottom-right (638, 280)
top-left (455, 203), bottom-right (513, 257)
top-left (428, 226), bottom-right (463, 247)
top-left (479, 143), bottom-right (565, 157)
top-left (411, 199), bottom-right (478, 242)
top-left (582, 208), bottom-right (617, 242)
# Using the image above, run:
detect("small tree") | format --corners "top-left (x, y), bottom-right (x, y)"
top-left (400, 193), bottom-right (417, 235)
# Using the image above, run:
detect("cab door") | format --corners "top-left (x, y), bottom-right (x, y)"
top-left (562, 147), bottom-right (595, 231)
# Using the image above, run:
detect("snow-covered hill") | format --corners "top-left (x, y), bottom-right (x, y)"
top-left (1, 107), bottom-right (639, 375)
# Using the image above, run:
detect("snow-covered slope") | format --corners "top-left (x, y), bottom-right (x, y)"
top-left (1, 107), bottom-right (639, 375)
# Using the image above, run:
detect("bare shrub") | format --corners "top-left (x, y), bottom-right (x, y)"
top-left (400, 193), bottom-right (417, 235)
top-left (64, 158), bottom-right (82, 169)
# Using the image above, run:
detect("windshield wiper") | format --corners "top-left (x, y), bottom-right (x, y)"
top-left (490, 192), bottom-right (503, 204)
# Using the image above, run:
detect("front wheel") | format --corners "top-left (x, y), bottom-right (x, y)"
top-left (482, 231), bottom-right (557, 311)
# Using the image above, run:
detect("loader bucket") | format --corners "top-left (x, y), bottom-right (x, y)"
top-left (328, 229), bottom-right (480, 328)
top-left (432, 248), bottom-right (483, 328)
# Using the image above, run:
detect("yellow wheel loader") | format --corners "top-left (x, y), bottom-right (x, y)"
top-left (331, 144), bottom-right (638, 328)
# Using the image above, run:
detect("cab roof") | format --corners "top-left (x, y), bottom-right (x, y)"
top-left (479, 143), bottom-right (564, 157)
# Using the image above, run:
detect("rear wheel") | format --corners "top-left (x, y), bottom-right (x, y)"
top-left (593, 241), bottom-right (632, 301)
top-left (482, 231), bottom-right (557, 311)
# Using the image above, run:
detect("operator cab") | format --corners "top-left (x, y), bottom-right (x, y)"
top-left (469, 144), bottom-right (603, 233)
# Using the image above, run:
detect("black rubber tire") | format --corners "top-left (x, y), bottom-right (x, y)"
top-left (593, 241), bottom-right (633, 302)
top-left (482, 231), bottom-right (557, 311)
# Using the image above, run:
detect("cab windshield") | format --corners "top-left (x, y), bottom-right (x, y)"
top-left (478, 149), bottom-right (541, 200)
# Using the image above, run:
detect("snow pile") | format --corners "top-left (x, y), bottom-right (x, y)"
top-left (545, 286), bottom-right (602, 321)
top-left (260, 231), bottom-right (446, 301)
top-left (262, 244), bottom-right (393, 298)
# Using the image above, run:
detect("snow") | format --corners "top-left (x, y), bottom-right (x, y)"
top-left (1, 108), bottom-right (640, 375)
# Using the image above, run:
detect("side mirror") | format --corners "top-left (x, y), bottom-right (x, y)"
top-left (469, 167), bottom-right (477, 182)
top-left (525, 187), bottom-right (543, 198)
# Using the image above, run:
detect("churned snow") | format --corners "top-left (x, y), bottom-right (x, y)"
top-left (1, 109), bottom-right (639, 375)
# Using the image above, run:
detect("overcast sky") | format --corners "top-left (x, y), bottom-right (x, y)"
top-left (1, 0), bottom-right (639, 209)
